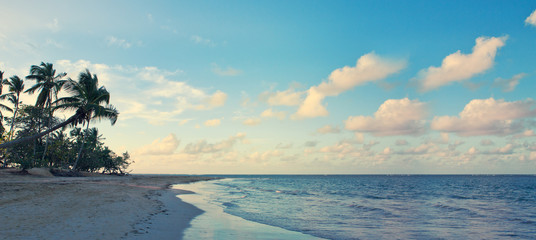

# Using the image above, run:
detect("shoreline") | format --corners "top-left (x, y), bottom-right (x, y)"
top-left (127, 187), bottom-right (204, 240)
top-left (0, 169), bottom-right (214, 240)
top-left (175, 180), bottom-right (325, 240)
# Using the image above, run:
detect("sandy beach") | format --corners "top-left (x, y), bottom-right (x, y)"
top-left (0, 168), bottom-right (213, 240)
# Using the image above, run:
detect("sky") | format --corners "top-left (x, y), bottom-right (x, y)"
top-left (1, 0), bottom-right (536, 174)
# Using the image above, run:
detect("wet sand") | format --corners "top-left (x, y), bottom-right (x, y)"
top-left (176, 180), bottom-right (325, 240)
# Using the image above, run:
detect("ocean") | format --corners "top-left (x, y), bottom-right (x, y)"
top-left (178, 175), bottom-right (536, 239)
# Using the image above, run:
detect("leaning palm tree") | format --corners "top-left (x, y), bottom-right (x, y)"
top-left (25, 62), bottom-right (67, 161)
top-left (0, 69), bottom-right (118, 171)
top-left (52, 69), bottom-right (118, 170)
top-left (1, 75), bottom-right (25, 140)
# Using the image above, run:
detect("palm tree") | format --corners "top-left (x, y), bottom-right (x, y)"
top-left (25, 62), bottom-right (67, 161)
top-left (51, 69), bottom-right (118, 170)
top-left (0, 71), bottom-right (14, 168)
top-left (1, 76), bottom-right (25, 140)
top-left (0, 71), bottom-right (14, 135)
top-left (25, 62), bottom-right (66, 109)
top-left (0, 69), bottom-right (118, 171)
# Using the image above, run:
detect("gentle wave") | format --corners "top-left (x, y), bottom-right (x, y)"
top-left (205, 175), bottom-right (536, 240)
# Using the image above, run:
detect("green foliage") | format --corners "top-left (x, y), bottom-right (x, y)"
top-left (67, 127), bottom-right (130, 173)
top-left (0, 64), bottom-right (127, 174)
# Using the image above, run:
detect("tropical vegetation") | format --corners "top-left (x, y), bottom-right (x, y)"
top-left (0, 63), bottom-right (130, 175)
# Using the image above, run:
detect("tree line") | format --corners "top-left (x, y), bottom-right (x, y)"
top-left (0, 62), bottom-right (130, 175)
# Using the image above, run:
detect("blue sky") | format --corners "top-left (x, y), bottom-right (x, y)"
top-left (1, 1), bottom-right (536, 174)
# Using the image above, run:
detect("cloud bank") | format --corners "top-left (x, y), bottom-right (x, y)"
top-left (137, 134), bottom-right (180, 155)
top-left (345, 98), bottom-right (428, 136)
top-left (431, 98), bottom-right (536, 136)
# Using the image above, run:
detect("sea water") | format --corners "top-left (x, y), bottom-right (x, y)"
top-left (179, 175), bottom-right (536, 239)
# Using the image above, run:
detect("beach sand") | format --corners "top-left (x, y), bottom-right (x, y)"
top-left (0, 168), bottom-right (212, 240)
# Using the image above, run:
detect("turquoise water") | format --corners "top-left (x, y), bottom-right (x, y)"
top-left (185, 175), bottom-right (536, 239)
top-left (178, 181), bottom-right (323, 240)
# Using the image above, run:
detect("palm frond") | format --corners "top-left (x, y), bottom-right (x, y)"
top-left (24, 82), bottom-right (43, 94)
top-left (92, 105), bottom-right (119, 125)
top-left (0, 93), bottom-right (12, 100)
top-left (53, 102), bottom-right (81, 113)
top-left (35, 89), bottom-right (51, 108)
top-left (0, 103), bottom-right (13, 113)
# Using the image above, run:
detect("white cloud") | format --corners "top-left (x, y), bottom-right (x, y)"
top-left (260, 108), bottom-right (286, 120)
top-left (518, 129), bottom-right (536, 138)
top-left (382, 147), bottom-right (392, 155)
top-left (195, 90), bottom-right (228, 110)
top-left (525, 9), bottom-right (536, 26)
top-left (106, 36), bottom-right (132, 49)
top-left (487, 143), bottom-right (515, 155)
top-left (293, 53), bottom-right (405, 119)
top-left (320, 142), bottom-right (356, 155)
top-left (259, 89), bottom-right (304, 106)
top-left (293, 88), bottom-right (328, 119)
top-left (243, 118), bottom-right (261, 126)
top-left (319, 53), bottom-right (407, 96)
top-left (137, 134), bottom-right (180, 155)
top-left (467, 146), bottom-right (479, 155)
top-left (345, 98), bottom-right (428, 136)
top-left (511, 129), bottom-right (536, 139)
top-left (315, 140), bottom-right (384, 162)
top-left (493, 73), bottom-right (526, 92)
top-left (212, 63), bottom-right (242, 76)
top-left (398, 143), bottom-right (437, 155)
top-left (246, 150), bottom-right (284, 162)
top-left (204, 119), bottom-right (221, 127)
top-left (317, 125), bottom-right (341, 134)
top-left (183, 133), bottom-right (246, 154)
top-left (179, 119), bottom-right (193, 126)
top-left (431, 98), bottom-right (536, 136)
top-left (418, 36), bottom-right (507, 91)
top-left (54, 60), bottom-right (226, 126)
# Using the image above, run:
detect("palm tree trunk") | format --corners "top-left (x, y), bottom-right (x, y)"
top-left (41, 113), bottom-right (52, 164)
top-left (72, 122), bottom-right (90, 171)
top-left (41, 95), bottom-right (53, 164)
top-left (3, 99), bottom-right (20, 168)
top-left (0, 112), bottom-right (82, 149)
top-left (8, 101), bottom-right (19, 141)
